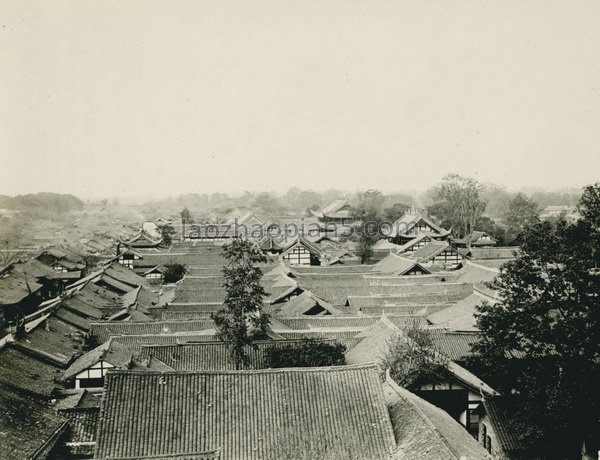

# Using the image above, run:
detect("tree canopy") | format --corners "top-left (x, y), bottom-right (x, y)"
top-left (504, 193), bottom-right (540, 244)
top-left (430, 174), bottom-right (486, 248)
top-left (471, 183), bottom-right (600, 458)
top-left (266, 339), bottom-right (347, 368)
top-left (163, 262), bottom-right (187, 283)
top-left (352, 189), bottom-right (385, 263)
top-left (211, 239), bottom-right (269, 369)
top-left (160, 224), bottom-right (176, 246)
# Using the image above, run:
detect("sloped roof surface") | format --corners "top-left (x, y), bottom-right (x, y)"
top-left (0, 273), bottom-right (43, 304)
top-left (345, 318), bottom-right (399, 366)
top-left (0, 346), bottom-right (62, 397)
top-left (0, 384), bottom-right (67, 460)
top-left (58, 407), bottom-right (100, 457)
top-left (371, 253), bottom-right (431, 276)
top-left (408, 242), bottom-right (457, 262)
top-left (483, 397), bottom-right (528, 452)
top-left (140, 339), bottom-right (362, 371)
top-left (90, 320), bottom-right (215, 342)
top-left (427, 291), bottom-right (497, 331)
top-left (95, 365), bottom-right (397, 460)
top-left (384, 378), bottom-right (489, 459)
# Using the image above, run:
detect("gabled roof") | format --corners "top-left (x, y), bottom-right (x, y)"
top-left (408, 241), bottom-right (460, 263)
top-left (94, 365), bottom-right (397, 460)
top-left (258, 236), bottom-right (285, 252)
top-left (342, 317), bottom-right (497, 396)
top-left (373, 239), bottom-right (403, 251)
top-left (272, 290), bottom-right (341, 316)
top-left (384, 377), bottom-right (489, 459)
top-left (0, 273), bottom-right (43, 304)
top-left (370, 252), bottom-right (431, 276)
top-left (391, 211), bottom-right (449, 237)
top-left (395, 233), bottom-right (432, 253)
top-left (454, 261), bottom-right (500, 285)
top-left (62, 339), bottom-right (133, 381)
top-left (321, 199), bottom-right (351, 215)
top-left (280, 235), bottom-right (322, 258)
top-left (11, 259), bottom-right (60, 281)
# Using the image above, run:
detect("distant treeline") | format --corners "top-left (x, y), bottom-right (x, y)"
top-left (0, 193), bottom-right (85, 213)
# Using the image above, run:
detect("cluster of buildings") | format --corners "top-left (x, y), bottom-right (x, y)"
top-left (0, 201), bottom-right (528, 460)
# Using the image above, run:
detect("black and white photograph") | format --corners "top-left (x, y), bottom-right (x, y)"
top-left (1, 1), bottom-right (599, 459)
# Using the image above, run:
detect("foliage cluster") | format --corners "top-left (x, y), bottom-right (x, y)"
top-left (211, 239), bottom-right (269, 369)
top-left (471, 182), bottom-right (600, 457)
top-left (265, 339), bottom-right (347, 368)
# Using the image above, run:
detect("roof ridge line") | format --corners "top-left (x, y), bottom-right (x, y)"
top-left (107, 362), bottom-right (381, 376)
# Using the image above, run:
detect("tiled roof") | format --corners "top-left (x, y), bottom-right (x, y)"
top-left (0, 384), bottom-right (68, 460)
top-left (384, 376), bottom-right (489, 459)
top-left (161, 310), bottom-right (216, 320)
top-left (53, 307), bottom-right (91, 331)
top-left (428, 330), bottom-right (481, 361)
top-left (292, 265), bottom-right (371, 274)
top-left (140, 338), bottom-right (363, 371)
top-left (0, 273), bottom-right (43, 304)
top-left (391, 212), bottom-right (449, 238)
top-left (483, 397), bottom-right (528, 452)
top-left (321, 198), bottom-right (351, 215)
top-left (469, 247), bottom-right (519, 260)
top-left (454, 261), bottom-right (500, 285)
top-left (13, 315), bottom-right (85, 367)
top-left (395, 234), bottom-right (433, 253)
top-left (277, 330), bottom-right (361, 340)
top-left (95, 365), bottom-right (397, 460)
top-left (280, 235), bottom-right (323, 258)
top-left (0, 346), bottom-right (63, 397)
top-left (427, 291), bottom-right (497, 331)
top-left (90, 320), bottom-right (215, 342)
top-left (58, 407), bottom-right (99, 457)
top-left (62, 293), bottom-right (105, 319)
top-left (173, 288), bottom-right (226, 304)
top-left (62, 339), bottom-right (133, 381)
top-left (452, 231), bottom-right (497, 247)
top-left (276, 315), bottom-right (423, 330)
top-left (110, 333), bottom-right (220, 354)
top-left (408, 241), bottom-right (459, 262)
top-left (345, 317), bottom-right (400, 366)
top-left (271, 291), bottom-right (341, 316)
top-left (370, 253), bottom-right (431, 276)
top-left (11, 259), bottom-right (61, 280)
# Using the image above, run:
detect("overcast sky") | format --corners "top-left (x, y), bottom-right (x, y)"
top-left (1, 0), bottom-right (599, 198)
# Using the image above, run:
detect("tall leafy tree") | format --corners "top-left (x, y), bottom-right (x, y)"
top-left (471, 183), bottom-right (600, 458)
top-left (180, 207), bottom-right (191, 222)
top-left (160, 224), bottom-right (176, 246)
top-left (431, 174), bottom-right (486, 249)
top-left (383, 203), bottom-right (410, 223)
top-left (383, 320), bottom-right (449, 388)
top-left (504, 193), bottom-right (539, 244)
top-left (352, 190), bottom-right (384, 263)
top-left (212, 239), bottom-right (269, 369)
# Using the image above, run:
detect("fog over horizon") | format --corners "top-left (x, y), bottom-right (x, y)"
top-left (2, 0), bottom-right (600, 198)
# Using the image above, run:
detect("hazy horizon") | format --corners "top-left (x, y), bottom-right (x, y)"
top-left (2, 0), bottom-right (600, 198)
